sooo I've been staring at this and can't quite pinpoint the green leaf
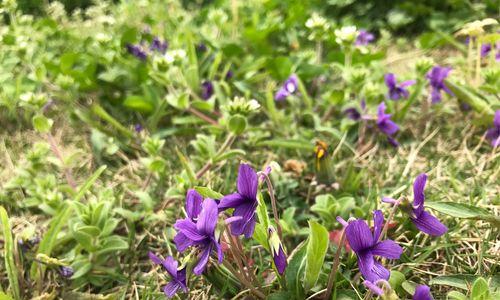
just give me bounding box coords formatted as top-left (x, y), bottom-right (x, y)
top-left (175, 148), bottom-right (197, 185)
top-left (268, 292), bottom-right (294, 300)
top-left (0, 207), bottom-right (20, 300)
top-left (0, 292), bottom-right (14, 300)
top-left (285, 242), bottom-right (306, 298)
top-left (389, 271), bottom-right (405, 290)
top-left (95, 236), bottom-right (129, 256)
top-left (429, 275), bottom-right (500, 290)
top-left (445, 80), bottom-right (495, 118)
top-left (74, 166), bottom-right (107, 202)
top-left (213, 149), bottom-right (246, 163)
top-left (227, 114), bottom-right (247, 135)
top-left (30, 204), bottom-right (73, 281)
top-left (256, 139), bottom-right (314, 151)
top-left (256, 193), bottom-right (271, 230)
top-left (447, 291), bottom-right (468, 300)
top-left (71, 261), bottom-right (92, 279)
top-left (123, 95), bottom-right (154, 113)
top-left (471, 277), bottom-right (491, 300)
top-left (303, 220), bottom-right (329, 291)
top-left (426, 202), bottom-right (500, 227)
top-left (194, 186), bottom-right (224, 199)
top-left (32, 114), bottom-right (53, 133)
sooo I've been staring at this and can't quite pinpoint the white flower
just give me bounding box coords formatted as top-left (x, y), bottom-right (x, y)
top-left (335, 26), bottom-right (358, 44)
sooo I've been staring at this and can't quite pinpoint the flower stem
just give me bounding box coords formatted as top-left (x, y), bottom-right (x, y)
top-left (475, 41), bottom-right (481, 87)
top-left (259, 172), bottom-right (283, 240)
top-left (196, 134), bottom-right (236, 179)
top-left (187, 107), bottom-right (219, 126)
top-left (222, 260), bottom-right (266, 299)
top-left (380, 197), bottom-right (402, 241)
top-left (324, 228), bottom-right (347, 300)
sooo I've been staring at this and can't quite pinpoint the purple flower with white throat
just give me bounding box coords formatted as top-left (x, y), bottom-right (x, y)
top-left (219, 163), bottom-right (258, 238)
top-left (345, 210), bottom-right (403, 282)
top-left (274, 74), bottom-right (299, 101)
top-left (150, 37), bottom-right (168, 54)
top-left (486, 110), bottom-right (500, 148)
top-left (268, 226), bottom-right (287, 275)
top-left (384, 73), bottom-right (415, 100)
top-left (173, 198), bottom-right (223, 275)
top-left (201, 80), bottom-right (214, 100)
top-left (185, 189), bottom-right (203, 220)
top-left (355, 30), bottom-right (375, 46)
top-left (409, 174), bottom-right (447, 236)
top-left (413, 284), bottom-right (433, 300)
top-left (426, 66), bottom-right (453, 103)
top-left (148, 252), bottom-right (187, 298)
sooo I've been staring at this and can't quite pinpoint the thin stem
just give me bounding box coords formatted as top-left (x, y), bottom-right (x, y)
top-left (195, 134), bottom-right (236, 179)
top-left (259, 172), bottom-right (283, 240)
top-left (467, 38), bottom-right (473, 82)
top-left (222, 260), bottom-right (266, 299)
top-left (47, 133), bottom-right (76, 190)
top-left (324, 229), bottom-right (347, 300)
top-left (187, 107), bottom-right (219, 126)
top-left (225, 232), bottom-right (251, 283)
top-left (475, 40), bottom-right (481, 87)
top-left (380, 197), bottom-right (402, 241)
top-left (316, 40), bottom-right (323, 64)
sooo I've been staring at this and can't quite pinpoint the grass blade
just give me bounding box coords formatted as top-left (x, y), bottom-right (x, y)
top-left (0, 206), bottom-right (20, 300)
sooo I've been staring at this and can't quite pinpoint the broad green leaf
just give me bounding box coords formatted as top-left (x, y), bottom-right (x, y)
top-left (445, 80), bottom-right (494, 118)
top-left (429, 275), bottom-right (500, 290)
top-left (447, 291), bottom-right (468, 300)
top-left (71, 261), bottom-right (92, 279)
top-left (285, 242), bottom-right (306, 299)
top-left (95, 236), bottom-right (129, 256)
top-left (227, 114), bottom-right (247, 135)
top-left (123, 95), bottom-right (154, 113)
top-left (256, 193), bottom-right (271, 230)
top-left (389, 271), bottom-right (405, 290)
top-left (471, 277), bottom-right (490, 300)
top-left (32, 114), bottom-right (53, 133)
top-left (426, 202), bottom-right (499, 227)
top-left (74, 166), bottom-right (107, 202)
top-left (0, 207), bottom-right (20, 300)
top-left (303, 220), bottom-right (329, 291)
top-left (194, 186), bottom-right (224, 199)
top-left (213, 149), bottom-right (246, 163)
top-left (0, 292), bottom-right (14, 300)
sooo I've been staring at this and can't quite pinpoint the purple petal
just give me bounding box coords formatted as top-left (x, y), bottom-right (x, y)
top-left (412, 173), bottom-right (427, 216)
top-left (212, 238), bottom-right (224, 263)
top-left (345, 220), bottom-right (374, 252)
top-left (148, 252), bottom-right (163, 265)
top-left (163, 281), bottom-right (181, 298)
top-left (237, 164), bottom-right (258, 200)
top-left (274, 246), bottom-right (288, 275)
top-left (371, 260), bottom-right (391, 281)
top-left (196, 199), bottom-right (219, 235)
top-left (218, 193), bottom-right (246, 210)
top-left (186, 189), bottom-right (203, 220)
top-left (430, 87), bottom-right (442, 103)
top-left (162, 256), bottom-right (179, 278)
top-left (494, 110), bottom-right (500, 128)
top-left (371, 240), bottom-right (403, 259)
top-left (378, 118), bottom-right (399, 136)
top-left (411, 210), bottom-right (448, 236)
top-left (387, 136), bottom-right (400, 148)
top-left (193, 245), bottom-right (212, 275)
top-left (274, 87), bottom-right (289, 101)
top-left (413, 284), bottom-right (433, 300)
top-left (230, 202), bottom-right (257, 238)
top-left (173, 232), bottom-right (196, 252)
top-left (174, 219), bottom-right (205, 241)
top-left (400, 80), bottom-right (416, 88)
top-left (358, 251), bottom-right (390, 282)
top-left (384, 73), bottom-right (396, 89)
top-left (372, 210), bottom-right (384, 243)
top-left (363, 280), bottom-right (383, 296)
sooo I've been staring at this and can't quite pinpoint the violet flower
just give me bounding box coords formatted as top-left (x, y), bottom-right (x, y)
top-left (185, 189), bottom-right (203, 220)
top-left (59, 266), bottom-right (74, 278)
top-left (355, 30), bottom-right (375, 46)
top-left (149, 252), bottom-right (188, 298)
top-left (413, 284), bottom-right (433, 300)
top-left (344, 107), bottom-right (361, 121)
top-left (345, 210), bottom-right (403, 282)
top-left (126, 44), bottom-right (147, 61)
top-left (481, 43), bottom-right (492, 57)
top-left (174, 199), bottom-right (223, 275)
top-left (363, 280), bottom-right (383, 296)
top-left (219, 163), bottom-right (258, 238)
top-left (377, 102), bottom-right (400, 147)
top-left (409, 174), bottom-right (448, 236)
top-left (274, 74), bottom-right (299, 101)
top-left (486, 110), bottom-right (500, 148)
top-left (225, 70), bottom-right (234, 80)
top-left (426, 66), bottom-right (452, 103)
top-left (268, 227), bottom-right (287, 275)
top-left (150, 37), bottom-right (168, 54)
top-left (384, 73), bottom-right (415, 100)
top-left (201, 80), bottom-right (214, 100)
top-left (134, 124), bottom-right (143, 133)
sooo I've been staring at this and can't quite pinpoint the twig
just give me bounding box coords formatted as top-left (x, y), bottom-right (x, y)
top-left (187, 107), bottom-right (219, 126)
top-left (324, 228), bottom-right (347, 300)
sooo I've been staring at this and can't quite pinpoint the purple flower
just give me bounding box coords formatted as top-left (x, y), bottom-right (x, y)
top-left (426, 66), bottom-right (453, 103)
top-left (185, 189), bottom-right (203, 220)
top-left (413, 284), bottom-right (433, 300)
top-left (197, 43), bottom-right (207, 53)
top-left (268, 227), bottom-right (287, 275)
top-left (377, 102), bottom-right (400, 147)
top-left (344, 107), bottom-right (361, 121)
top-left (59, 266), bottom-right (74, 278)
top-left (201, 80), bottom-right (214, 100)
top-left (486, 110), bottom-right (500, 148)
top-left (410, 174), bottom-right (448, 236)
top-left (384, 73), bottom-right (416, 100)
top-left (126, 44), bottom-right (147, 61)
top-left (356, 30), bottom-right (375, 46)
top-left (481, 43), bottom-right (492, 57)
top-left (363, 280), bottom-right (383, 296)
top-left (225, 70), bottom-right (234, 80)
top-left (150, 37), bottom-right (168, 54)
top-left (173, 199), bottom-right (223, 275)
top-left (345, 210), bottom-right (403, 282)
top-left (219, 164), bottom-right (258, 238)
top-left (134, 124), bottom-right (143, 133)
top-left (274, 74), bottom-right (299, 101)
top-left (149, 252), bottom-right (188, 298)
